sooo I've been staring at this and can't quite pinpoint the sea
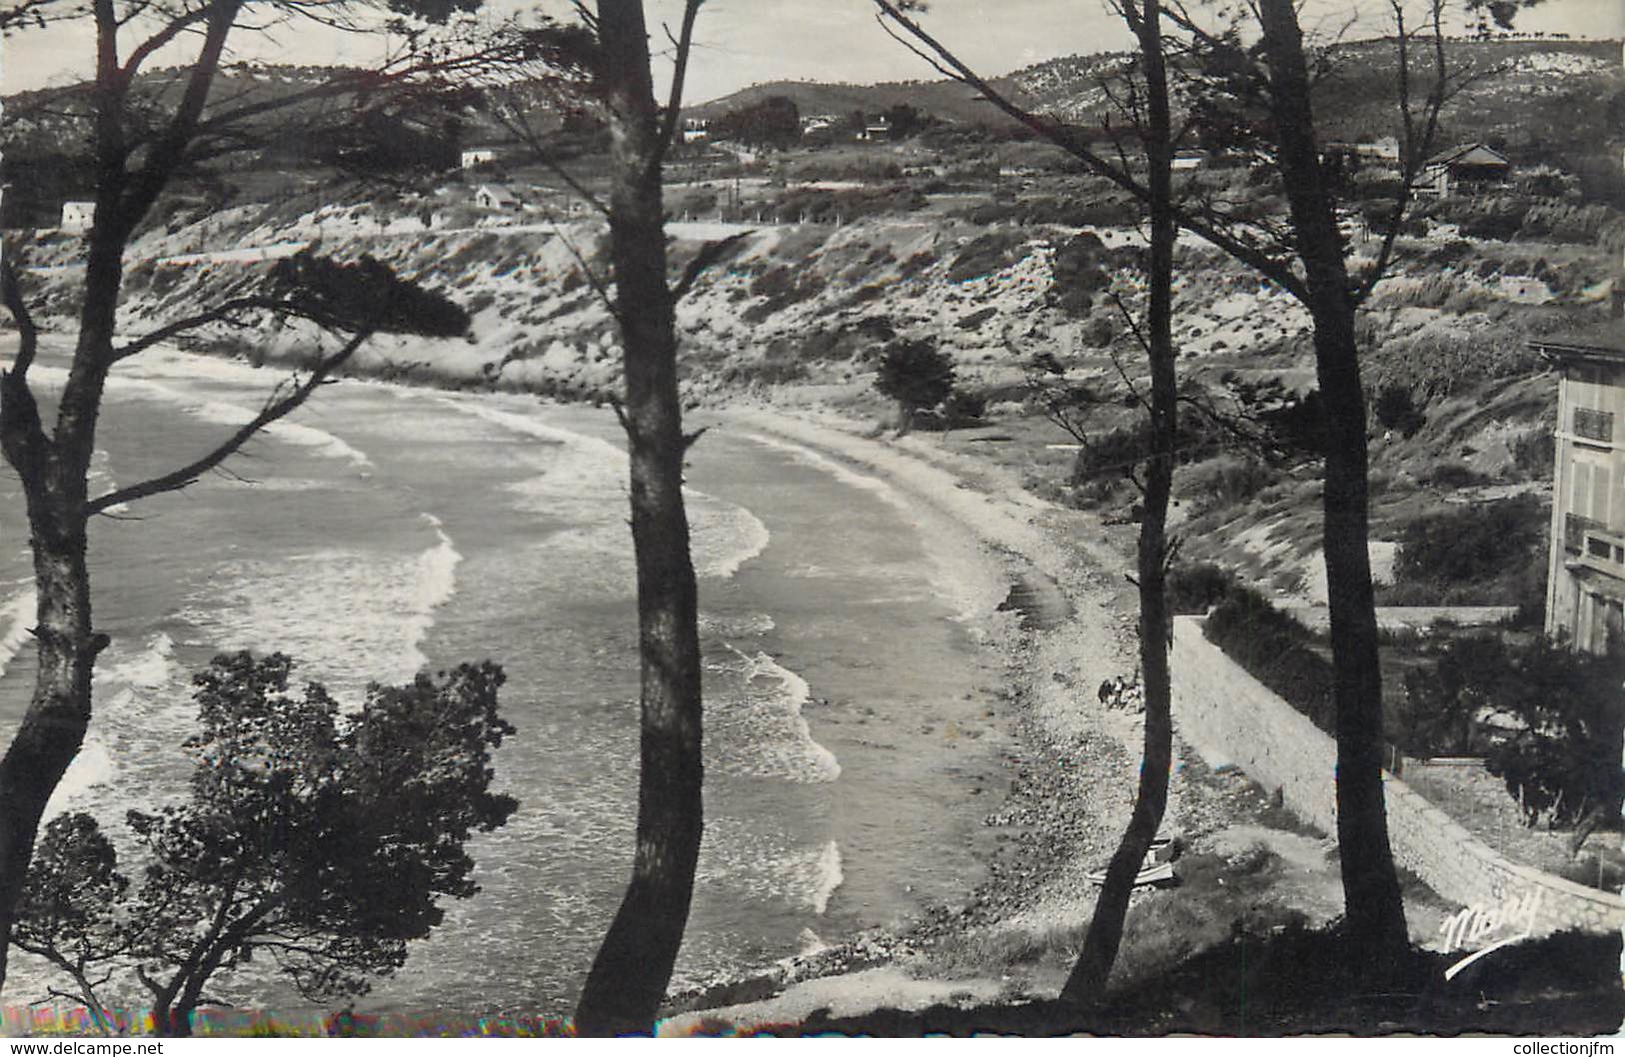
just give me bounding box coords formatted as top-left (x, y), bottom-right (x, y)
top-left (0, 343), bottom-right (1009, 1019)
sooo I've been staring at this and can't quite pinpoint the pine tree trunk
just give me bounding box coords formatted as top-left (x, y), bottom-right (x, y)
top-left (0, 233), bottom-right (121, 999)
top-left (0, 535), bottom-right (102, 1000)
top-left (1061, 0), bottom-right (1176, 1004)
top-left (1255, 0), bottom-right (1409, 970)
top-left (573, 0), bottom-right (704, 1037)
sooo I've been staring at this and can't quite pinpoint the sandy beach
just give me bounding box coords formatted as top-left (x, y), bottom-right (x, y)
top-left (653, 403), bottom-right (1164, 1027)
top-left (652, 400), bottom-right (1465, 1034)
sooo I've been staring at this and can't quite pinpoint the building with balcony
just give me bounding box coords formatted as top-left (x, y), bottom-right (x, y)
top-left (1531, 310), bottom-right (1625, 653)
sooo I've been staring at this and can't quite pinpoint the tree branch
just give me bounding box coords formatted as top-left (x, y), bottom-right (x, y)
top-left (870, 0), bottom-right (1308, 301)
top-left (86, 330), bottom-right (370, 515)
top-left (1, 253), bottom-right (40, 383)
top-left (111, 297), bottom-right (332, 361)
top-left (651, 0), bottom-right (704, 169)
top-left (120, 7), bottom-right (214, 84)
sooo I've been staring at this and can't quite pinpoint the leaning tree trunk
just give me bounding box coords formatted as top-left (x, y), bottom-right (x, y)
top-left (1060, 0), bottom-right (1176, 1005)
top-left (1256, 0), bottom-right (1409, 970)
top-left (573, 0), bottom-right (705, 1037)
top-left (0, 231), bottom-right (122, 997)
top-left (0, 525), bottom-right (102, 1000)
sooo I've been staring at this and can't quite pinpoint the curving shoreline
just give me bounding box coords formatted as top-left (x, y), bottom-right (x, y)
top-left (658, 406), bottom-right (1157, 1026)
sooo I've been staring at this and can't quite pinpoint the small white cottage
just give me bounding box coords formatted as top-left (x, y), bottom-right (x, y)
top-left (60, 200), bottom-right (96, 233)
top-left (474, 184), bottom-right (521, 211)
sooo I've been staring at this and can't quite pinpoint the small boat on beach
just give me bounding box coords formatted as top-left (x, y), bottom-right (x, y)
top-left (1085, 835), bottom-right (1181, 887)
top-left (1084, 860), bottom-right (1177, 888)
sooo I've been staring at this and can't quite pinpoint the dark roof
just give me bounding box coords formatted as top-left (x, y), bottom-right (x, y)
top-left (1529, 318), bottom-right (1625, 362)
top-left (1425, 142), bottom-right (1510, 168)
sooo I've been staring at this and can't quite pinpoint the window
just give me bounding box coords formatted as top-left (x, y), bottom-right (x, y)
top-left (1565, 512), bottom-right (1603, 554)
top-left (1573, 407), bottom-right (1614, 443)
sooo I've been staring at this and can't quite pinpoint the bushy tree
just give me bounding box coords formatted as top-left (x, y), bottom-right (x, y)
top-left (1393, 495), bottom-right (1545, 589)
top-left (10, 815), bottom-right (129, 1035)
top-left (874, 338), bottom-right (955, 430)
top-left (13, 654), bottom-right (516, 1036)
top-left (710, 95), bottom-right (801, 149)
top-left (0, 0), bottom-right (492, 992)
top-left (1408, 636), bottom-right (1624, 829)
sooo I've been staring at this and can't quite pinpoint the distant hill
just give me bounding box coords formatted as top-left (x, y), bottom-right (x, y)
top-left (5, 35), bottom-right (1621, 194)
top-left (681, 54), bottom-right (1129, 127)
top-left (688, 37), bottom-right (1625, 178)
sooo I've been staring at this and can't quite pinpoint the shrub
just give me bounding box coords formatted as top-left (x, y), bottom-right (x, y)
top-left (1408, 636), bottom-right (1624, 828)
top-left (1458, 202), bottom-right (1530, 242)
top-left (1071, 422), bottom-right (1153, 485)
top-left (1371, 384), bottom-right (1427, 438)
top-left (1394, 494), bottom-right (1544, 587)
top-left (1072, 410), bottom-right (1234, 484)
top-left (1441, 287), bottom-right (1496, 315)
top-left (1080, 315), bottom-right (1117, 348)
top-left (947, 232), bottom-right (1030, 283)
top-left (1204, 587), bottom-right (1336, 734)
top-left (742, 265), bottom-right (827, 323)
top-left (1416, 461), bottom-right (1488, 490)
top-left (944, 387), bottom-right (987, 423)
top-left (1511, 428), bottom-right (1556, 480)
top-left (1166, 562), bottom-right (1242, 615)
top-left (1050, 231), bottom-right (1114, 318)
top-left (723, 357), bottom-right (808, 386)
top-left (875, 338), bottom-right (955, 420)
top-left (1180, 454), bottom-right (1275, 513)
top-left (899, 250), bottom-right (938, 278)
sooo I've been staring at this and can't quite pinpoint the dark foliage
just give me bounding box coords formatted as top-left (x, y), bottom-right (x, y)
top-left (1511, 429), bottom-right (1556, 480)
top-left (1371, 384), bottom-right (1427, 438)
top-left (1166, 562), bottom-right (1243, 615)
top-left (1049, 230), bottom-right (1133, 317)
top-left (874, 337), bottom-right (955, 414)
top-left (1405, 635), bottom-right (1624, 827)
top-left (1180, 454), bottom-right (1276, 514)
top-left (946, 232), bottom-right (1029, 283)
top-left (1070, 410), bottom-right (1235, 485)
top-left (711, 95), bottom-right (802, 149)
top-left (269, 251), bottom-right (470, 337)
top-left (774, 927), bottom-right (1622, 1037)
top-left (1394, 495), bottom-right (1544, 588)
top-left (911, 387), bottom-right (987, 431)
top-left (1204, 587), bottom-right (1337, 735)
top-left (314, 106), bottom-right (463, 175)
top-left (15, 654), bottom-right (516, 1029)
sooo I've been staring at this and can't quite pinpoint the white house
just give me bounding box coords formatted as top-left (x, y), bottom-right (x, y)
top-left (474, 184), bottom-right (521, 211)
top-left (857, 118), bottom-right (892, 142)
top-left (461, 147), bottom-right (499, 169)
top-left (60, 201), bottom-right (96, 233)
top-left (681, 120), bottom-right (709, 143)
top-left (1417, 143), bottom-right (1510, 198)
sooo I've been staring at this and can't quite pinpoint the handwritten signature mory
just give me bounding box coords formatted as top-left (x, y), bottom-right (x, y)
top-left (1439, 889), bottom-right (1543, 981)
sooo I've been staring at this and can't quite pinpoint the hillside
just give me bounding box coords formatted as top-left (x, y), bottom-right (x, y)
top-left (688, 37), bottom-right (1625, 184)
top-left (13, 180), bottom-right (1613, 609)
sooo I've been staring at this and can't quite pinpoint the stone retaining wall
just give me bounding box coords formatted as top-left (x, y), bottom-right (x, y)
top-left (1170, 615), bottom-right (1625, 937)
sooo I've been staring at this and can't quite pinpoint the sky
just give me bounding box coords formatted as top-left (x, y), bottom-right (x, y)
top-left (4, 0), bottom-right (1623, 100)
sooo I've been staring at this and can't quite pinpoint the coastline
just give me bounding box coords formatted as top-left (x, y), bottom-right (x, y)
top-left (6, 328), bottom-right (1361, 1031)
top-left (654, 403), bottom-right (1158, 1025)
top-left (4, 328), bottom-right (1152, 1023)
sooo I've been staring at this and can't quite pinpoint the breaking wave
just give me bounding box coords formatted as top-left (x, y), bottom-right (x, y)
top-left (179, 513), bottom-right (461, 695)
top-left (0, 587), bottom-right (35, 684)
top-left (715, 646), bottom-right (840, 784)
